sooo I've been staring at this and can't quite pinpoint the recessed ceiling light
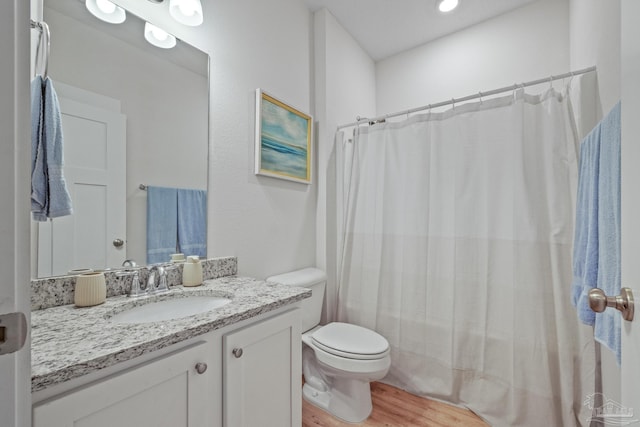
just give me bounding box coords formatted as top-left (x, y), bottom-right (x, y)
top-left (437, 0), bottom-right (459, 13)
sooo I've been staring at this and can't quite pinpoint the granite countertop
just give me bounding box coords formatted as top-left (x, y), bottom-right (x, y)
top-left (31, 276), bottom-right (310, 393)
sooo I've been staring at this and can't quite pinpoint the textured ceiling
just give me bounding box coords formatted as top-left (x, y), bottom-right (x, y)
top-left (303, 0), bottom-right (539, 61)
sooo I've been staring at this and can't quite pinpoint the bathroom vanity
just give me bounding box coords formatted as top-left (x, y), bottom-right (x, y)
top-left (30, 275), bottom-right (310, 427)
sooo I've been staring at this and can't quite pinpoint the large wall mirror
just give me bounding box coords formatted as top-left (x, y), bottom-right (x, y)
top-left (33, 0), bottom-right (209, 278)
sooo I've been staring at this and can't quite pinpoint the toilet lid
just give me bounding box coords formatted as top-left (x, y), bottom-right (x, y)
top-left (311, 322), bottom-right (389, 360)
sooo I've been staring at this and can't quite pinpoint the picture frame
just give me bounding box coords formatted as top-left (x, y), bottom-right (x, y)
top-left (255, 89), bottom-right (313, 184)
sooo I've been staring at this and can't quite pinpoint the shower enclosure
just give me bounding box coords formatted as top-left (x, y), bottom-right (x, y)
top-left (336, 72), bottom-right (600, 426)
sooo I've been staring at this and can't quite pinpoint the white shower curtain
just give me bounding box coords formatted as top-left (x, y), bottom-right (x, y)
top-left (337, 79), bottom-right (598, 426)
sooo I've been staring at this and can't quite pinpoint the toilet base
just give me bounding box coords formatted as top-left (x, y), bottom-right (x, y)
top-left (303, 376), bottom-right (373, 423)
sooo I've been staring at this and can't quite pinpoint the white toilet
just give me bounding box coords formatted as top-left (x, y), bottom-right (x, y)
top-left (267, 268), bottom-right (391, 423)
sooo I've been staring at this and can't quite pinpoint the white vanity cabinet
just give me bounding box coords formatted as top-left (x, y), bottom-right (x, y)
top-left (32, 307), bottom-right (302, 427)
top-left (223, 308), bottom-right (302, 427)
top-left (32, 341), bottom-right (213, 427)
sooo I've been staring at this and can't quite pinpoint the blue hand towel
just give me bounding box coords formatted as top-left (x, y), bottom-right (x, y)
top-left (31, 76), bottom-right (73, 221)
top-left (571, 120), bottom-right (600, 326)
top-left (177, 189), bottom-right (207, 258)
top-left (146, 186), bottom-right (178, 264)
top-left (31, 76), bottom-right (48, 219)
top-left (571, 102), bottom-right (621, 364)
top-left (594, 102), bottom-right (621, 365)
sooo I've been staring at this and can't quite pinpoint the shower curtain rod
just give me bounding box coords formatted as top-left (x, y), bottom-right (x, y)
top-left (336, 65), bottom-right (597, 130)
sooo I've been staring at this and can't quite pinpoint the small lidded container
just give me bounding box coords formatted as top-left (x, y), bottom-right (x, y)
top-left (182, 256), bottom-right (203, 287)
top-left (171, 253), bottom-right (185, 263)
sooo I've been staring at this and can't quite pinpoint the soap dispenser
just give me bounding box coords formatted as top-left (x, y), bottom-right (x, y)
top-left (182, 256), bottom-right (203, 287)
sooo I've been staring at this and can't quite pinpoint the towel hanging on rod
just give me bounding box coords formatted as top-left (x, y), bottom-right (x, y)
top-left (30, 19), bottom-right (50, 79)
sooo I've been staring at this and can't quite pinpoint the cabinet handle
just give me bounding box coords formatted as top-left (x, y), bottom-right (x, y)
top-left (232, 348), bottom-right (243, 358)
top-left (195, 362), bottom-right (208, 374)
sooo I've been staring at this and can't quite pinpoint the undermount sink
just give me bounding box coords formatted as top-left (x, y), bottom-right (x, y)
top-left (109, 296), bottom-right (232, 324)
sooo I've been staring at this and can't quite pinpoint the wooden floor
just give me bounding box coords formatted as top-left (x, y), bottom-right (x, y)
top-left (302, 382), bottom-right (489, 427)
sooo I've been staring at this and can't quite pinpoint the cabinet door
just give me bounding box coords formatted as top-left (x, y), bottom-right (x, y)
top-left (33, 342), bottom-right (212, 427)
top-left (223, 309), bottom-right (301, 427)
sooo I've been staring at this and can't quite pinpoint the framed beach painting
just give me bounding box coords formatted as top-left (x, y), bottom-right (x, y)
top-left (255, 89), bottom-right (312, 184)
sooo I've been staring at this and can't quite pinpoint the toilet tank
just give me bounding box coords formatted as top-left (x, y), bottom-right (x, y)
top-left (266, 268), bottom-right (327, 332)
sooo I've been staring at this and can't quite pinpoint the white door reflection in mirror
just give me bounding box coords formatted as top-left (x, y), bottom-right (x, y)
top-left (37, 85), bottom-right (125, 277)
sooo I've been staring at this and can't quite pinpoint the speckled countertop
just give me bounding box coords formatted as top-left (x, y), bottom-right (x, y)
top-left (31, 276), bottom-right (310, 393)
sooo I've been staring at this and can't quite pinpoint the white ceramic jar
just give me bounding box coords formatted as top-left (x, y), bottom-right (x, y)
top-left (74, 272), bottom-right (107, 307)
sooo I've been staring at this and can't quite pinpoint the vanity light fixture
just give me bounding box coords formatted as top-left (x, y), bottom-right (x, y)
top-left (85, 0), bottom-right (126, 24)
top-left (437, 0), bottom-right (459, 13)
top-left (144, 22), bottom-right (177, 49)
top-left (169, 0), bottom-right (203, 27)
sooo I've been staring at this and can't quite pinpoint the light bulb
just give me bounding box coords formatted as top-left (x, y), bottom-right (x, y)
top-left (96, 0), bottom-right (116, 14)
top-left (151, 26), bottom-right (168, 41)
top-left (86, 0), bottom-right (126, 24)
top-left (438, 0), bottom-right (459, 13)
top-left (144, 22), bottom-right (176, 49)
top-left (169, 0), bottom-right (203, 26)
top-left (178, 2), bottom-right (197, 17)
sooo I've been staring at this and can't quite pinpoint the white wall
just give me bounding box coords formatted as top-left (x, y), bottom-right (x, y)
top-left (376, 0), bottom-right (570, 115)
top-left (113, 0), bottom-right (316, 278)
top-left (570, 0), bottom-right (622, 405)
top-left (314, 9), bottom-right (376, 321)
top-left (43, 7), bottom-right (208, 267)
top-left (570, 0), bottom-right (620, 114)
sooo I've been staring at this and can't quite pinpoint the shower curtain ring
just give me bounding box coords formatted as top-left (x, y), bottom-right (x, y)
top-left (451, 98), bottom-right (455, 109)
top-left (478, 92), bottom-right (483, 104)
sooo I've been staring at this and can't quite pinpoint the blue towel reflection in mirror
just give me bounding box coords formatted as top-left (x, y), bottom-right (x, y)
top-left (31, 75), bottom-right (73, 221)
top-left (146, 185), bottom-right (206, 264)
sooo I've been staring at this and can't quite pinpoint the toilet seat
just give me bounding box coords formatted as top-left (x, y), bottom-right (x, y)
top-left (311, 323), bottom-right (390, 360)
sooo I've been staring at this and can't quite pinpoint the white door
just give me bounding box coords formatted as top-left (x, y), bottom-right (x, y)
top-left (0, 1), bottom-right (31, 426)
top-left (621, 0), bottom-right (640, 419)
top-left (37, 92), bottom-right (126, 276)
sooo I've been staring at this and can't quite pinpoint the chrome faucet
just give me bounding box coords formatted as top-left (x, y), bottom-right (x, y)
top-left (147, 265), bottom-right (170, 295)
top-left (116, 269), bottom-right (145, 297)
top-left (156, 266), bottom-right (170, 293)
top-left (122, 259), bottom-right (137, 268)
